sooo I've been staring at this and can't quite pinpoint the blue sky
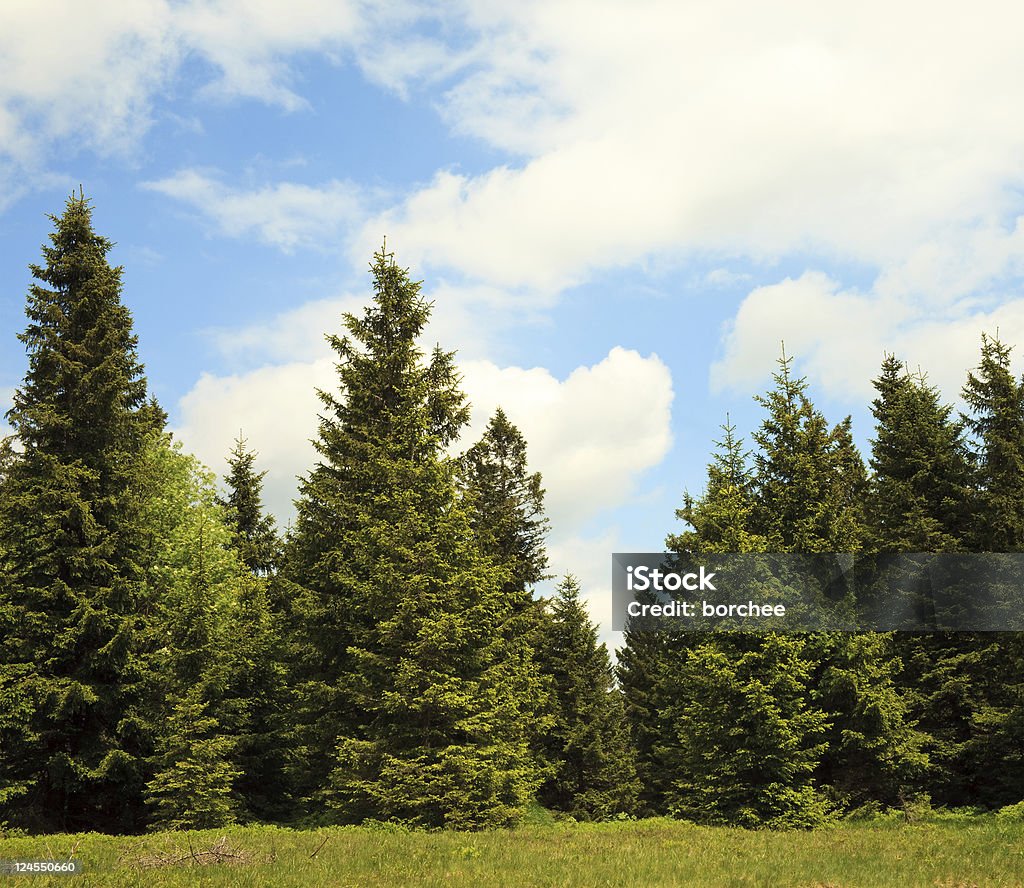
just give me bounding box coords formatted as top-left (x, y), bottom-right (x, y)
top-left (3, 1), bottom-right (1024, 645)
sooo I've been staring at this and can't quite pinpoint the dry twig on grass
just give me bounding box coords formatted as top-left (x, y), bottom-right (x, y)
top-left (124, 835), bottom-right (260, 869)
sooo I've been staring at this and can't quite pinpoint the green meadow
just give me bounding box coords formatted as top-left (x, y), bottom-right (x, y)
top-left (3, 815), bottom-right (1023, 888)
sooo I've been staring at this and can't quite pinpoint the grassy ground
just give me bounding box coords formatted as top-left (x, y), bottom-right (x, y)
top-left (1, 815), bottom-right (1023, 887)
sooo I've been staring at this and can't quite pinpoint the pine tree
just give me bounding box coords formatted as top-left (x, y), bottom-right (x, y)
top-left (131, 434), bottom-right (244, 827)
top-left (750, 350), bottom-right (924, 812)
top-left (284, 245), bottom-right (544, 827)
top-left (946, 332), bottom-right (1024, 807)
top-left (221, 574), bottom-right (291, 822)
top-left (863, 354), bottom-right (972, 806)
top-left (750, 349), bottom-right (866, 552)
top-left (663, 633), bottom-right (830, 828)
top-left (460, 407), bottom-right (550, 606)
top-left (866, 355), bottom-right (971, 553)
top-left (667, 417), bottom-right (768, 556)
top-left (621, 420), bottom-right (770, 814)
top-left (0, 193), bottom-right (162, 833)
top-left (145, 689), bottom-right (240, 831)
top-left (632, 417), bottom-right (832, 826)
top-left (536, 576), bottom-right (638, 819)
top-left (218, 434), bottom-right (280, 575)
top-left (962, 333), bottom-right (1024, 551)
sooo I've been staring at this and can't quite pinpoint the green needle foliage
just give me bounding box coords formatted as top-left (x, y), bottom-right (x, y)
top-left (866, 355), bottom-right (971, 553)
top-left (663, 632), bottom-right (830, 828)
top-left (962, 333), bottom-right (1024, 551)
top-left (145, 689), bottom-right (241, 831)
top-left (460, 407), bottom-right (551, 607)
top-left (536, 576), bottom-right (638, 819)
top-left (652, 416), bottom-right (831, 827)
top-left (750, 351), bottom-right (922, 813)
top-left (667, 417), bottom-right (767, 557)
top-left (218, 435), bottom-right (280, 576)
top-left (284, 245), bottom-right (544, 828)
top-left (948, 333), bottom-right (1024, 807)
top-left (131, 434), bottom-right (246, 828)
top-left (750, 349), bottom-right (866, 553)
top-left (0, 193), bottom-right (163, 833)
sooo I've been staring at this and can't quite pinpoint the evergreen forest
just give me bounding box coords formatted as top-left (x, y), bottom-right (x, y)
top-left (1, 194), bottom-right (1022, 835)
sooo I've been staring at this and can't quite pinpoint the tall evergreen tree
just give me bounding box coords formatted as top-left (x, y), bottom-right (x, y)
top-left (750, 349), bottom-right (866, 552)
top-left (218, 434), bottom-right (280, 575)
top-left (663, 633), bottom-right (830, 828)
top-left (864, 354), bottom-right (973, 806)
top-left (621, 420), bottom-right (769, 814)
top-left (536, 576), bottom-right (638, 819)
top-left (667, 417), bottom-right (768, 556)
top-left (749, 350), bottom-right (924, 811)
top-left (283, 245), bottom-right (544, 827)
top-left (0, 194), bottom-right (162, 833)
top-left (145, 689), bottom-right (240, 831)
top-left (866, 355), bottom-right (971, 553)
top-left (459, 407), bottom-right (555, 795)
top-left (460, 407), bottom-right (550, 607)
top-left (131, 434), bottom-right (244, 828)
top-left (962, 332), bottom-right (1024, 551)
top-left (643, 418), bottom-right (831, 826)
top-left (947, 333), bottom-right (1024, 806)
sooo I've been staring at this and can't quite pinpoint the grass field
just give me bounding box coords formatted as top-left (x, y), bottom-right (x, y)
top-left (2, 814), bottom-right (1023, 887)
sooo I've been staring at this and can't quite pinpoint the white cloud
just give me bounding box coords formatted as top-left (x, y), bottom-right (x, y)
top-left (174, 0), bottom-right (360, 110)
top-left (348, 1), bottom-right (1024, 293)
top-left (0, 0), bottom-right (373, 190)
top-left (142, 169), bottom-right (365, 251)
top-left (206, 276), bottom-right (553, 372)
top-left (174, 359), bottom-right (331, 526)
top-left (9, 0), bottom-right (1024, 318)
top-left (173, 347), bottom-right (668, 647)
top-left (174, 345), bottom-right (673, 537)
top-left (456, 347), bottom-right (674, 530)
top-left (712, 261), bottom-right (1024, 404)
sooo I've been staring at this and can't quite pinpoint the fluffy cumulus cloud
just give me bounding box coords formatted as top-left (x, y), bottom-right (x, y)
top-left (456, 348), bottom-right (673, 531)
top-left (174, 331), bottom-right (673, 539)
top-left (350, 0), bottom-right (1024, 294)
top-left (10, 1), bottom-right (1024, 343)
top-left (713, 222), bottom-right (1024, 402)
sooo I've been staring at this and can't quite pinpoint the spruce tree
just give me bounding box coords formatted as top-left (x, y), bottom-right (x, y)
top-left (460, 407), bottom-right (550, 607)
top-left (0, 193), bottom-right (161, 833)
top-left (663, 633), bottom-right (830, 828)
top-left (750, 350), bottom-right (924, 811)
top-left (218, 434), bottom-right (280, 575)
top-left (750, 349), bottom-right (866, 552)
top-left (667, 417), bottom-right (768, 556)
top-left (949, 333), bottom-right (1024, 806)
top-left (210, 437), bottom-right (289, 818)
top-left (284, 245), bottom-right (544, 827)
top-left (962, 332), bottom-right (1024, 551)
top-left (221, 574), bottom-right (290, 822)
top-left (866, 355), bottom-right (971, 553)
top-left (131, 434), bottom-right (244, 827)
top-left (641, 419), bottom-right (831, 826)
top-left (145, 689), bottom-right (240, 830)
top-left (621, 420), bottom-right (770, 815)
top-left (864, 354), bottom-right (972, 806)
top-left (536, 576), bottom-right (638, 819)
